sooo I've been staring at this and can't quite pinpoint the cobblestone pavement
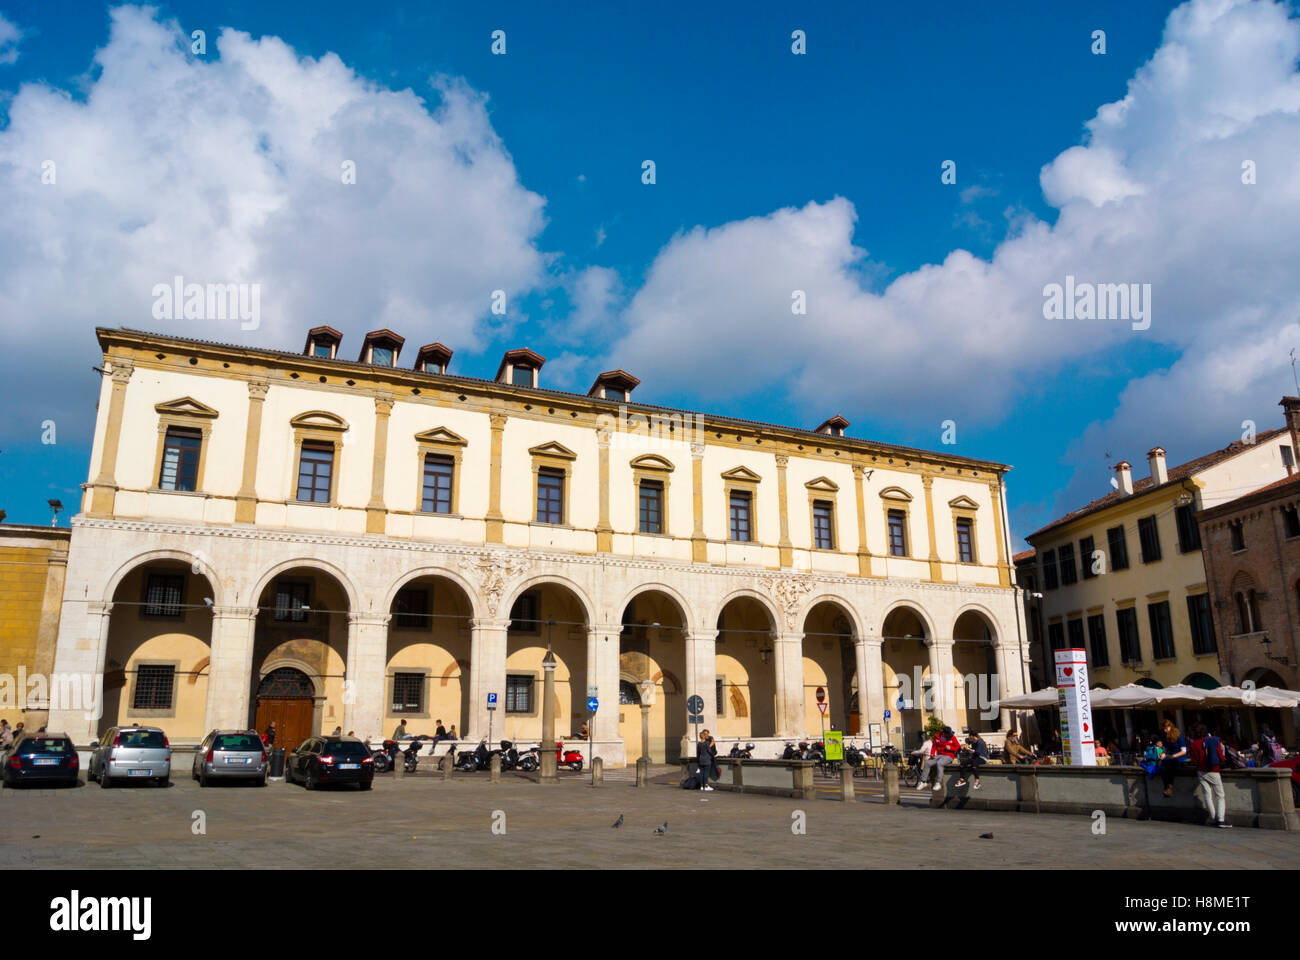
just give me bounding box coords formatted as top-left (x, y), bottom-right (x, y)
top-left (1, 769), bottom-right (1296, 869)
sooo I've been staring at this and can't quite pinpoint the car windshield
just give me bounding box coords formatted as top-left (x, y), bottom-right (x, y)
top-left (118, 730), bottom-right (165, 748)
top-left (323, 740), bottom-right (368, 757)
top-left (21, 738), bottom-right (72, 754)
top-left (214, 734), bottom-right (261, 751)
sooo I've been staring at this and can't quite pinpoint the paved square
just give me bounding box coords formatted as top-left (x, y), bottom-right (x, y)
top-left (1, 768), bottom-right (1297, 869)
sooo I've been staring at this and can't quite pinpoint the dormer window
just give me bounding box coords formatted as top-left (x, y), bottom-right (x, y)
top-left (815, 416), bottom-right (850, 437)
top-left (303, 325), bottom-right (342, 360)
top-left (588, 370), bottom-right (640, 402)
top-left (511, 364), bottom-right (534, 387)
top-left (496, 348), bottom-right (547, 388)
top-left (359, 329), bottom-right (405, 367)
top-left (415, 343), bottom-right (453, 375)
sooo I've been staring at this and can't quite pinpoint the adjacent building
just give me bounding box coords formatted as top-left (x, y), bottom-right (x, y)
top-left (47, 326), bottom-right (1028, 762)
top-left (0, 524), bottom-right (71, 730)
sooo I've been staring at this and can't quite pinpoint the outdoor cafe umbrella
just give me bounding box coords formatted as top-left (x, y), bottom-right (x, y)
top-left (1090, 684), bottom-right (1160, 709)
top-left (1252, 686), bottom-right (1300, 708)
top-left (993, 687), bottom-right (1059, 709)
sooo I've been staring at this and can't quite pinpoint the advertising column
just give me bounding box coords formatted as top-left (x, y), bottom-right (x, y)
top-left (1054, 648), bottom-right (1096, 766)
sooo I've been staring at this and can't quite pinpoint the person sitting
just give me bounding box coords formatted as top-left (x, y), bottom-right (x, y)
top-left (955, 731), bottom-right (988, 789)
top-left (1004, 729), bottom-right (1036, 764)
top-left (917, 726), bottom-right (961, 791)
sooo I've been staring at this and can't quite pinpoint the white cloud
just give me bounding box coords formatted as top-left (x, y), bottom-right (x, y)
top-left (0, 13), bottom-right (21, 66)
top-left (0, 6), bottom-right (547, 441)
top-left (605, 0), bottom-right (1300, 526)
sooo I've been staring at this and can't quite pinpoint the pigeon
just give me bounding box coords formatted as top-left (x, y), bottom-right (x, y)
top-left (979, 832), bottom-right (994, 839)
top-left (612, 814), bottom-right (624, 828)
top-left (653, 822), bottom-right (668, 835)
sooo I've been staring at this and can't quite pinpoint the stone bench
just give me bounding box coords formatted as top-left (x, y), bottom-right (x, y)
top-left (925, 763), bottom-right (1298, 830)
top-left (678, 757), bottom-right (816, 799)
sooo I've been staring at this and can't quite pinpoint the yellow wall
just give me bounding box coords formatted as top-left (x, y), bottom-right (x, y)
top-left (0, 527), bottom-right (69, 729)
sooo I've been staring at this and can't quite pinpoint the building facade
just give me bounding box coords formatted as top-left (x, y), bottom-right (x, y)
top-left (1025, 427), bottom-right (1296, 697)
top-left (0, 524), bottom-right (71, 730)
top-left (48, 327), bottom-right (1027, 762)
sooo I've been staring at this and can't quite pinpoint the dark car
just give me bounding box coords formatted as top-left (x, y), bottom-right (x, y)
top-left (285, 736), bottom-right (374, 790)
top-left (3, 733), bottom-right (80, 787)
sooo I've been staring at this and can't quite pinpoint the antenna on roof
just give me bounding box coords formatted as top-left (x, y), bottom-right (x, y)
top-left (1291, 347), bottom-right (1299, 395)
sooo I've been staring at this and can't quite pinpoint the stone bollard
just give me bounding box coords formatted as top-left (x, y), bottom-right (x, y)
top-left (441, 753), bottom-right (454, 781)
top-left (636, 756), bottom-right (649, 787)
top-left (591, 757), bottom-right (603, 787)
top-left (489, 752), bottom-right (501, 783)
top-left (883, 763), bottom-right (900, 805)
top-left (840, 763), bottom-right (855, 801)
top-left (393, 750), bottom-right (406, 780)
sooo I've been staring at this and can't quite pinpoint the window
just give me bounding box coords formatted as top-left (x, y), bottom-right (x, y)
top-left (421, 455), bottom-right (454, 514)
top-left (391, 673), bottom-right (423, 713)
top-left (505, 675), bottom-right (534, 713)
top-left (511, 365), bottom-right (533, 387)
top-left (1058, 543), bottom-right (1077, 585)
top-left (1042, 549), bottom-right (1058, 590)
top-left (1107, 525), bottom-right (1130, 571)
top-left (132, 664), bottom-right (175, 711)
top-left (273, 581), bottom-right (310, 622)
top-left (313, 344), bottom-right (332, 358)
top-left (729, 491), bottom-right (753, 542)
top-left (887, 510), bottom-right (907, 556)
top-left (1283, 505), bottom-right (1300, 539)
top-left (639, 480), bottom-right (664, 534)
top-left (1079, 536), bottom-right (1097, 579)
top-left (143, 573), bottom-right (184, 618)
top-left (1175, 503), bottom-right (1201, 553)
top-left (1116, 607), bottom-right (1141, 663)
top-left (955, 517), bottom-right (973, 563)
top-left (1147, 601), bottom-right (1175, 660)
top-left (1137, 515), bottom-right (1161, 563)
top-left (1187, 594), bottom-right (1216, 656)
top-left (371, 346), bottom-right (393, 367)
top-left (1283, 445), bottom-right (1295, 470)
top-left (393, 588), bottom-right (429, 630)
top-left (1229, 520), bottom-right (1245, 552)
top-left (536, 468), bottom-right (565, 524)
top-left (296, 442), bottom-right (334, 503)
top-left (1048, 622), bottom-right (1065, 651)
top-left (509, 592), bottom-right (539, 633)
top-left (1067, 618), bottom-right (1085, 650)
top-left (813, 501), bottom-right (835, 550)
top-left (1087, 613), bottom-right (1109, 668)
top-left (158, 427), bottom-right (202, 492)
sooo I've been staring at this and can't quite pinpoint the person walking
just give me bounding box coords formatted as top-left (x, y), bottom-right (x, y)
top-left (263, 720), bottom-right (277, 748)
top-left (917, 725), bottom-right (961, 791)
top-left (696, 730), bottom-right (714, 791)
top-left (1190, 723), bottom-right (1232, 828)
top-left (955, 731), bottom-right (988, 789)
top-left (1159, 719), bottom-right (1188, 797)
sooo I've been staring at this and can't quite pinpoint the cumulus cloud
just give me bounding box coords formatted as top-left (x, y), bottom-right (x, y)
top-left (604, 0), bottom-right (1300, 527)
top-left (0, 13), bottom-right (21, 65)
top-left (0, 5), bottom-right (547, 443)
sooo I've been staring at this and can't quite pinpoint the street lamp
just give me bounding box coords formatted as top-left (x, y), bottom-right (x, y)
top-left (1261, 634), bottom-right (1291, 666)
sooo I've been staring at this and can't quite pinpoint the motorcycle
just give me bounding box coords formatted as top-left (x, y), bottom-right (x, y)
top-left (517, 744), bottom-right (540, 773)
top-left (499, 740), bottom-right (523, 771)
top-left (373, 736), bottom-right (426, 774)
top-left (780, 742), bottom-right (798, 760)
top-left (456, 739), bottom-right (496, 772)
top-left (728, 742), bottom-right (755, 759)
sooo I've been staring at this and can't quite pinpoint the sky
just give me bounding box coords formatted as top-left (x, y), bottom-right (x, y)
top-left (1, 0), bottom-right (1298, 545)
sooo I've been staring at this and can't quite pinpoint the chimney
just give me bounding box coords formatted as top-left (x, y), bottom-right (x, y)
top-left (1281, 397), bottom-right (1300, 473)
top-left (1147, 446), bottom-right (1168, 485)
top-left (1114, 460), bottom-right (1133, 496)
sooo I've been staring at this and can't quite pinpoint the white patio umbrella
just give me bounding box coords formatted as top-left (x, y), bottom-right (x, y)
top-left (994, 687), bottom-right (1059, 709)
top-left (1252, 686), bottom-right (1300, 709)
top-left (1090, 684), bottom-right (1160, 708)
top-left (1147, 684), bottom-right (1211, 706)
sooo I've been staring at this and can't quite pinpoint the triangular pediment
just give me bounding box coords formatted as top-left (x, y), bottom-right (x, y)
top-left (630, 454), bottom-right (675, 472)
top-left (805, 476), bottom-right (840, 493)
top-left (721, 466), bottom-right (762, 483)
top-left (414, 426), bottom-right (468, 447)
top-left (528, 441), bottom-right (578, 460)
top-left (948, 495), bottom-right (980, 510)
top-left (289, 410), bottom-right (349, 431)
top-left (879, 485), bottom-right (913, 502)
top-left (155, 396), bottom-right (219, 419)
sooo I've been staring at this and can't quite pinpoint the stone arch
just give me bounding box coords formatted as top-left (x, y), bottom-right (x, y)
top-left (248, 557), bottom-right (360, 614)
top-left (382, 566), bottom-right (480, 619)
top-left (258, 657), bottom-right (325, 698)
top-left (102, 548), bottom-right (224, 606)
top-left (504, 573), bottom-right (595, 627)
top-left (613, 582), bottom-right (696, 636)
top-left (878, 599), bottom-right (935, 640)
top-left (950, 603), bottom-right (1002, 644)
top-left (796, 594), bottom-right (863, 640)
top-left (710, 588), bottom-right (779, 632)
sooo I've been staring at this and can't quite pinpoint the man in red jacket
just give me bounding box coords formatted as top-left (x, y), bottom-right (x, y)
top-left (917, 725), bottom-right (961, 791)
top-left (1189, 723), bottom-right (1231, 829)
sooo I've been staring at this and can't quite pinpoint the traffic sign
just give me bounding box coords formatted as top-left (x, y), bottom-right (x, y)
top-left (686, 694), bottom-right (703, 714)
top-left (884, 709), bottom-right (892, 720)
top-left (817, 702), bottom-right (828, 716)
top-left (487, 692), bottom-right (498, 711)
top-left (586, 696), bottom-right (599, 713)
top-left (896, 696), bottom-right (905, 711)
top-left (815, 686), bottom-right (826, 704)
top-left (587, 685), bottom-right (598, 698)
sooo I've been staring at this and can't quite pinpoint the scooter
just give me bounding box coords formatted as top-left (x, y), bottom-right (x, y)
top-left (374, 736), bottom-right (427, 773)
top-left (555, 741), bottom-right (584, 773)
top-left (728, 742), bottom-right (755, 758)
top-left (517, 744), bottom-right (540, 773)
top-left (456, 739), bottom-right (495, 772)
top-left (499, 740), bottom-right (520, 771)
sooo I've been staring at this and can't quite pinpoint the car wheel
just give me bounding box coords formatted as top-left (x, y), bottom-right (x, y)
top-left (359, 779), bottom-right (372, 791)
top-left (199, 768), bottom-right (209, 787)
top-left (258, 773), bottom-right (268, 787)
top-left (100, 770), bottom-right (112, 789)
top-left (304, 768), bottom-right (316, 791)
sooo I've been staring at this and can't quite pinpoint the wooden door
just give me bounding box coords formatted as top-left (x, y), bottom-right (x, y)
top-left (255, 698), bottom-right (314, 753)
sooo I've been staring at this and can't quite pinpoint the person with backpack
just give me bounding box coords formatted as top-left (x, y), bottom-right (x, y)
top-left (1259, 725), bottom-right (1284, 764)
top-left (917, 725), bottom-right (961, 791)
top-left (1189, 723), bottom-right (1232, 829)
top-left (696, 730), bottom-right (714, 792)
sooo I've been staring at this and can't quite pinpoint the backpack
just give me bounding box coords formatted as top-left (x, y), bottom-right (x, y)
top-left (1222, 744), bottom-right (1247, 770)
top-left (682, 775), bottom-right (699, 790)
top-left (1199, 735), bottom-right (1224, 771)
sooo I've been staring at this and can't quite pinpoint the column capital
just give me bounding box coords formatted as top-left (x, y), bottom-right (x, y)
top-left (373, 391), bottom-right (395, 415)
top-left (926, 637), bottom-right (954, 649)
top-left (859, 635), bottom-right (884, 648)
top-left (348, 612), bottom-right (391, 628)
top-left (489, 412), bottom-right (508, 430)
top-left (690, 441), bottom-right (706, 460)
top-left (108, 357), bottom-right (134, 384)
top-left (87, 600), bottom-right (114, 617)
top-left (773, 631), bottom-right (803, 644)
top-left (247, 378), bottom-right (270, 400)
top-left (468, 617), bottom-right (512, 632)
top-left (685, 630), bottom-right (718, 643)
top-left (211, 605), bottom-right (257, 620)
top-left (775, 453), bottom-right (789, 468)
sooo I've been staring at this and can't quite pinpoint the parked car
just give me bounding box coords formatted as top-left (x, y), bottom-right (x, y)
top-left (3, 732), bottom-right (79, 788)
top-left (285, 736), bottom-right (374, 790)
top-left (88, 725), bottom-right (171, 787)
top-left (192, 730), bottom-right (269, 786)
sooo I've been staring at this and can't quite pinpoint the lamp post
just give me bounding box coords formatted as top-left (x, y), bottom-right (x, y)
top-left (541, 619), bottom-right (557, 783)
top-left (637, 679), bottom-right (655, 787)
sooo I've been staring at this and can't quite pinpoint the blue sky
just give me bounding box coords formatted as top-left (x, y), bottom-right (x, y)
top-left (2, 0), bottom-right (1297, 542)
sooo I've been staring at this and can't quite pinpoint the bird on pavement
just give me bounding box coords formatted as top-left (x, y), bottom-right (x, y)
top-left (653, 822), bottom-right (668, 835)
top-left (979, 833), bottom-right (994, 839)
top-left (612, 814), bottom-right (623, 828)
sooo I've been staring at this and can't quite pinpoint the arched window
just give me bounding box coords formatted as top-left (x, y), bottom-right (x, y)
top-left (619, 681), bottom-right (640, 705)
top-left (1247, 589), bottom-right (1262, 634)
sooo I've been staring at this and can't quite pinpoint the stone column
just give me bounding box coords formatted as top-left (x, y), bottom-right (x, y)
top-left (690, 442), bottom-right (707, 562)
top-left (926, 638), bottom-right (957, 727)
top-left (485, 413), bottom-right (507, 543)
top-left (48, 600), bottom-right (115, 743)
top-left (204, 606), bottom-right (257, 731)
top-left (587, 627), bottom-right (621, 748)
top-left (344, 613), bottom-right (390, 742)
top-left (858, 637), bottom-right (886, 743)
top-left (365, 393), bottom-right (394, 534)
top-left (683, 630), bottom-right (718, 736)
top-left (235, 379), bottom-right (269, 524)
top-left (467, 618), bottom-right (509, 740)
top-left (773, 631), bottom-right (805, 738)
top-left (775, 453), bottom-right (793, 569)
top-left (851, 464), bottom-right (874, 577)
top-left (87, 358), bottom-right (134, 516)
top-left (595, 429), bottom-right (613, 552)
top-left (989, 480), bottom-right (1012, 587)
top-left (922, 475), bottom-right (944, 582)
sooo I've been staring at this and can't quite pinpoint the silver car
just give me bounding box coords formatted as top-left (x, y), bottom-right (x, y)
top-left (192, 730), bottom-right (268, 786)
top-left (89, 725), bottom-right (172, 787)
